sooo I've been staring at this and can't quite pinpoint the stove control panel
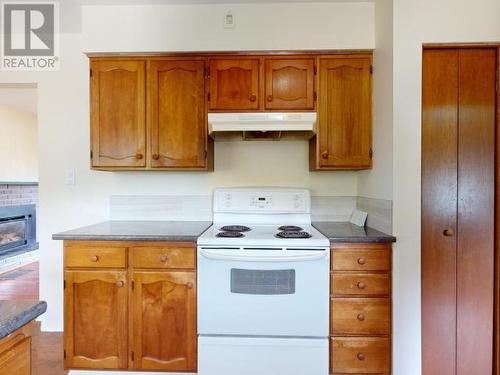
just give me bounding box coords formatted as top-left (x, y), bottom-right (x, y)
top-left (213, 188), bottom-right (310, 214)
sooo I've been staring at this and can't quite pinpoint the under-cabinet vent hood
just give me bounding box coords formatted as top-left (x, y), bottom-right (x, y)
top-left (208, 112), bottom-right (317, 140)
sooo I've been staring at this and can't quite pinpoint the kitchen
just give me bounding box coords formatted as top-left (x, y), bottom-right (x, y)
top-left (0, 0), bottom-right (499, 375)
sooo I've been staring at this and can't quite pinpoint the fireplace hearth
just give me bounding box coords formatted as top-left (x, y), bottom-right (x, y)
top-left (0, 205), bottom-right (37, 257)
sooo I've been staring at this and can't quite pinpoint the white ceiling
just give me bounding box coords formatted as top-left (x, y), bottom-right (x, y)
top-left (0, 85), bottom-right (37, 116)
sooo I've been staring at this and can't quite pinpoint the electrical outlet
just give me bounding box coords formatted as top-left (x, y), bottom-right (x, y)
top-left (224, 11), bottom-right (234, 29)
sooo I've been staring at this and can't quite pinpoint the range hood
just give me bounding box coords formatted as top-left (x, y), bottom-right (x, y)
top-left (208, 112), bottom-right (317, 140)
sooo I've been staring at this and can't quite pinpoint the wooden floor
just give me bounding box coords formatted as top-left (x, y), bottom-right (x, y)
top-left (0, 262), bottom-right (67, 375)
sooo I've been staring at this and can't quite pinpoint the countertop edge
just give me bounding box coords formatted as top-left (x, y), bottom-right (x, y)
top-left (0, 301), bottom-right (47, 339)
top-left (52, 234), bottom-right (199, 241)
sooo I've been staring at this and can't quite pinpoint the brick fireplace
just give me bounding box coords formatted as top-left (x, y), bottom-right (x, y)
top-left (0, 183), bottom-right (38, 258)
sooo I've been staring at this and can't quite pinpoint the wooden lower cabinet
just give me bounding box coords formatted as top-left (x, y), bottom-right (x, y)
top-left (64, 270), bottom-right (128, 369)
top-left (0, 322), bottom-right (38, 375)
top-left (63, 240), bottom-right (197, 372)
top-left (131, 271), bottom-right (196, 371)
top-left (330, 242), bottom-right (392, 374)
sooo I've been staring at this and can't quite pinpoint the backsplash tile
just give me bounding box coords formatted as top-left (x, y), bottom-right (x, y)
top-left (356, 196), bottom-right (392, 234)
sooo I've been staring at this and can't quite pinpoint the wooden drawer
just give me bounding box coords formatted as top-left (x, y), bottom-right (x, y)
top-left (330, 337), bottom-right (390, 374)
top-left (331, 248), bottom-right (390, 271)
top-left (0, 338), bottom-right (31, 375)
top-left (130, 246), bottom-right (195, 269)
top-left (331, 273), bottom-right (390, 297)
top-left (65, 245), bottom-right (127, 268)
top-left (331, 298), bottom-right (390, 335)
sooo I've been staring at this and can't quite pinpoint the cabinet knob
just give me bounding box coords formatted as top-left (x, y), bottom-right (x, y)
top-left (443, 228), bottom-right (454, 237)
top-left (136, 153), bottom-right (143, 160)
top-left (160, 255), bottom-right (168, 263)
top-left (186, 282), bottom-right (194, 289)
top-left (116, 280), bottom-right (125, 288)
top-left (90, 255), bottom-right (99, 262)
top-left (152, 154), bottom-right (160, 161)
top-left (321, 151), bottom-right (329, 159)
top-left (357, 352), bottom-right (366, 361)
top-left (357, 258), bottom-right (366, 265)
top-left (357, 313), bottom-right (365, 321)
top-left (357, 281), bottom-right (366, 289)
top-left (267, 95), bottom-right (273, 102)
top-left (249, 94), bottom-right (257, 102)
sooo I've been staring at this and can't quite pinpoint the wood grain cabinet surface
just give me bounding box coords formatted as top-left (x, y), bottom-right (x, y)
top-left (0, 322), bottom-right (38, 375)
top-left (150, 59), bottom-right (209, 170)
top-left (264, 58), bottom-right (315, 110)
top-left (311, 55), bottom-right (372, 170)
top-left (88, 51), bottom-right (373, 172)
top-left (63, 240), bottom-right (197, 372)
top-left (90, 60), bottom-right (146, 169)
top-left (330, 242), bottom-right (392, 375)
top-left (209, 58), bottom-right (260, 110)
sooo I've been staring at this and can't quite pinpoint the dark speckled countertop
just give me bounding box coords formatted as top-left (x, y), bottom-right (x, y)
top-left (52, 220), bottom-right (212, 241)
top-left (312, 222), bottom-right (396, 243)
top-left (0, 300), bottom-right (47, 339)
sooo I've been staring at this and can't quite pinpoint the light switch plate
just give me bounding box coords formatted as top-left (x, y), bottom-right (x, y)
top-left (224, 11), bottom-right (235, 28)
top-left (350, 209), bottom-right (367, 227)
top-left (65, 169), bottom-right (76, 185)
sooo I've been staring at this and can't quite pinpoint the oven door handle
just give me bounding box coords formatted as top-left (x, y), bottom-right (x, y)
top-left (199, 249), bottom-right (327, 262)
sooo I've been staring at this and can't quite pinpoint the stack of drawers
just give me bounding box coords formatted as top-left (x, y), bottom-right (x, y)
top-left (329, 242), bottom-right (392, 374)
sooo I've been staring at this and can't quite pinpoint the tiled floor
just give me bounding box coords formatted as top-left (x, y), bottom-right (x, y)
top-left (0, 262), bottom-right (67, 375)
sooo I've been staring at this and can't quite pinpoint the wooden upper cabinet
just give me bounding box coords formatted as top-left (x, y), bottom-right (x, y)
top-left (150, 60), bottom-right (208, 169)
top-left (90, 60), bottom-right (146, 168)
top-left (313, 56), bottom-right (372, 170)
top-left (131, 271), bottom-right (197, 372)
top-left (209, 59), bottom-right (259, 110)
top-left (64, 270), bottom-right (128, 370)
top-left (264, 58), bottom-right (315, 110)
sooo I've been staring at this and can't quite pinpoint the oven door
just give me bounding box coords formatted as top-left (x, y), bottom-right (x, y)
top-left (197, 247), bottom-right (329, 337)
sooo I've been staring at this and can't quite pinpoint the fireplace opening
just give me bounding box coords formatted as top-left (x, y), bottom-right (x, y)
top-left (0, 205), bottom-right (37, 257)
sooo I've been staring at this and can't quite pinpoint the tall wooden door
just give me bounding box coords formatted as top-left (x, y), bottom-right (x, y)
top-left (264, 58), bottom-right (315, 110)
top-left (64, 270), bottom-right (128, 369)
top-left (131, 271), bottom-right (197, 372)
top-left (90, 60), bottom-right (146, 168)
top-left (209, 59), bottom-right (259, 110)
top-left (149, 60), bottom-right (208, 169)
top-left (317, 57), bottom-right (372, 169)
top-left (422, 48), bottom-right (496, 375)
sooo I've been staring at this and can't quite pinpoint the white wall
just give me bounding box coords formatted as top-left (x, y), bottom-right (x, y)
top-left (0, 105), bottom-right (38, 182)
top-left (0, 2), bottom-right (375, 331)
top-left (357, 0), bottom-right (392, 201)
top-left (392, 1), bottom-right (500, 374)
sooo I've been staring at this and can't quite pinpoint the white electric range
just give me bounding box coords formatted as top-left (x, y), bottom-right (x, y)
top-left (197, 187), bottom-right (330, 375)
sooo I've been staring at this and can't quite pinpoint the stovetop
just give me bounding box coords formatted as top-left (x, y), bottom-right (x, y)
top-left (198, 223), bottom-right (329, 248)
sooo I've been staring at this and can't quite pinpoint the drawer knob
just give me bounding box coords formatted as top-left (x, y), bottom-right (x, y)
top-left (321, 151), bottom-right (329, 159)
top-left (357, 281), bottom-right (366, 289)
top-left (357, 352), bottom-right (366, 361)
top-left (357, 258), bottom-right (366, 265)
top-left (267, 95), bottom-right (273, 102)
top-left (90, 255), bottom-right (99, 262)
top-left (443, 228), bottom-right (454, 237)
top-left (249, 94), bottom-right (257, 102)
top-left (160, 255), bottom-right (169, 263)
top-left (357, 313), bottom-right (365, 321)
top-left (116, 280), bottom-right (125, 288)
top-left (186, 282), bottom-right (194, 289)
top-left (152, 154), bottom-right (160, 160)
top-left (136, 153), bottom-right (144, 160)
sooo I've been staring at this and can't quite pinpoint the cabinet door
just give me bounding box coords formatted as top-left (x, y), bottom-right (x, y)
top-left (64, 270), bottom-right (128, 369)
top-left (209, 59), bottom-right (259, 110)
top-left (150, 60), bottom-right (208, 169)
top-left (90, 60), bottom-right (146, 168)
top-left (316, 57), bottom-right (372, 169)
top-left (264, 58), bottom-right (315, 110)
top-left (131, 271), bottom-right (196, 371)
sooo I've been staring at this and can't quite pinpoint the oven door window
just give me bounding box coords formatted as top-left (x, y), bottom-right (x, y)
top-left (231, 269), bottom-right (295, 295)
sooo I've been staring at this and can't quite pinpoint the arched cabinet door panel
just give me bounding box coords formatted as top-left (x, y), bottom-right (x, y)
top-left (209, 59), bottom-right (259, 110)
top-left (150, 60), bottom-right (208, 169)
top-left (264, 58), bottom-right (315, 110)
top-left (131, 271), bottom-right (197, 372)
top-left (64, 270), bottom-right (128, 369)
top-left (90, 60), bottom-right (146, 168)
